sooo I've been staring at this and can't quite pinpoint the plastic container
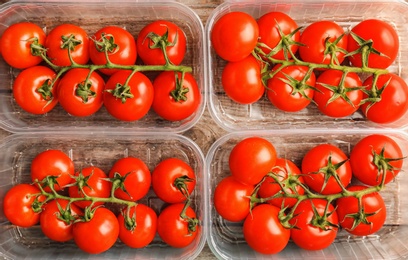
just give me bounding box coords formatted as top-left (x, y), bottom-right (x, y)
top-left (205, 129), bottom-right (408, 259)
top-left (206, 0), bottom-right (408, 132)
top-left (0, 133), bottom-right (207, 259)
top-left (0, 0), bottom-right (206, 134)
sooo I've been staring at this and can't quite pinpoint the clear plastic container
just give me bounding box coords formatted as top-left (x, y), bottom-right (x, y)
top-left (0, 0), bottom-right (206, 133)
top-left (205, 129), bottom-right (408, 259)
top-left (206, 0), bottom-right (408, 132)
top-left (0, 133), bottom-right (207, 259)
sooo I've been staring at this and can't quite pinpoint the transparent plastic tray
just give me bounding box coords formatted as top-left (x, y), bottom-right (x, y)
top-left (0, 133), bottom-right (207, 259)
top-left (0, 0), bottom-right (206, 133)
top-left (206, 0), bottom-right (408, 132)
top-left (205, 130), bottom-right (408, 259)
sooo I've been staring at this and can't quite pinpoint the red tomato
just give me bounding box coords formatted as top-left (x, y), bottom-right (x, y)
top-left (152, 71), bottom-right (201, 121)
top-left (289, 199), bottom-right (338, 250)
top-left (267, 64), bottom-right (316, 112)
top-left (108, 157), bottom-right (151, 201)
top-left (336, 185), bottom-right (386, 236)
top-left (157, 203), bottom-right (199, 248)
top-left (347, 19), bottom-right (399, 69)
top-left (13, 66), bottom-right (59, 115)
top-left (257, 11), bottom-right (300, 60)
top-left (151, 157), bottom-right (196, 204)
top-left (40, 199), bottom-right (82, 242)
top-left (31, 149), bottom-right (75, 192)
top-left (221, 55), bottom-right (264, 105)
top-left (89, 26), bottom-right (137, 75)
top-left (258, 158), bottom-right (305, 208)
top-left (0, 22), bottom-right (45, 69)
top-left (73, 207), bottom-right (119, 254)
top-left (229, 137), bottom-right (277, 186)
top-left (45, 23), bottom-right (89, 66)
top-left (314, 70), bottom-right (363, 118)
top-left (137, 20), bottom-right (186, 65)
top-left (117, 204), bottom-right (157, 248)
top-left (57, 68), bottom-right (104, 117)
top-left (211, 11), bottom-right (259, 62)
top-left (103, 70), bottom-right (154, 121)
top-left (243, 204), bottom-right (290, 254)
top-left (213, 176), bottom-right (254, 222)
top-left (301, 144), bottom-right (352, 194)
top-left (360, 73), bottom-right (408, 124)
top-left (68, 166), bottom-right (111, 209)
top-left (3, 184), bottom-right (45, 227)
top-left (299, 20), bottom-right (347, 65)
top-left (350, 134), bottom-right (403, 186)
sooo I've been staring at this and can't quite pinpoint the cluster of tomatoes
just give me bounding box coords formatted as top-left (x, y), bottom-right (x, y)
top-left (3, 149), bottom-right (199, 254)
top-left (0, 20), bottom-right (201, 121)
top-left (213, 134), bottom-right (403, 254)
top-left (211, 11), bottom-right (408, 124)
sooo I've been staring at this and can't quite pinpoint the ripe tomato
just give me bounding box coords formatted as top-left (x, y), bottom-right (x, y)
top-left (257, 11), bottom-right (300, 60)
top-left (68, 166), bottom-right (111, 209)
top-left (299, 20), bottom-right (347, 65)
top-left (31, 149), bottom-right (75, 192)
top-left (103, 70), bottom-right (154, 121)
top-left (13, 66), bottom-right (59, 115)
top-left (360, 73), bottom-right (408, 124)
top-left (243, 204), bottom-right (290, 254)
top-left (213, 176), bottom-right (254, 222)
top-left (152, 71), bottom-right (201, 121)
top-left (289, 199), bottom-right (338, 250)
top-left (211, 11), bottom-right (259, 62)
top-left (0, 22), bottom-right (45, 69)
top-left (229, 137), bottom-right (277, 186)
top-left (40, 199), bottom-right (82, 242)
top-left (350, 134), bottom-right (403, 186)
top-left (108, 157), bottom-right (151, 201)
top-left (157, 203), bottom-right (199, 248)
top-left (314, 70), bottom-right (363, 118)
top-left (137, 20), bottom-right (186, 65)
top-left (267, 64), bottom-right (316, 112)
top-left (301, 143), bottom-right (352, 194)
top-left (45, 23), bottom-right (89, 66)
top-left (151, 157), bottom-right (196, 204)
top-left (73, 207), bottom-right (119, 254)
top-left (57, 68), bottom-right (104, 117)
top-left (117, 204), bottom-right (157, 248)
top-left (336, 185), bottom-right (386, 236)
top-left (3, 184), bottom-right (45, 228)
top-left (347, 19), bottom-right (399, 69)
top-left (89, 26), bottom-right (137, 75)
top-left (258, 158), bottom-right (305, 208)
top-left (221, 55), bottom-right (264, 105)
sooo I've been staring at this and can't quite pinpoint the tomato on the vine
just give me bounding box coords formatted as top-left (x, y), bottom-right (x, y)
top-left (336, 185), bottom-right (386, 236)
top-left (45, 23), bottom-right (89, 66)
top-left (57, 68), bottom-right (105, 117)
top-left (3, 184), bottom-right (45, 228)
top-left (152, 71), bottom-right (201, 121)
top-left (301, 143), bottom-right (352, 194)
top-left (350, 134), bottom-right (403, 186)
top-left (0, 22), bottom-right (45, 69)
top-left (229, 137), bottom-right (277, 186)
top-left (108, 156), bottom-right (151, 202)
top-left (347, 19), bottom-right (399, 69)
top-left (31, 149), bottom-right (75, 192)
top-left (13, 66), bottom-right (59, 115)
top-left (103, 70), bottom-right (154, 121)
top-left (211, 11), bottom-right (259, 62)
top-left (243, 204), bottom-right (290, 254)
top-left (137, 20), bottom-right (186, 65)
top-left (151, 157), bottom-right (196, 204)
